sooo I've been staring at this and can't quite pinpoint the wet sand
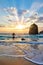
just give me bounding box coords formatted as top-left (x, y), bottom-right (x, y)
top-left (0, 44), bottom-right (43, 65)
top-left (0, 56), bottom-right (37, 65)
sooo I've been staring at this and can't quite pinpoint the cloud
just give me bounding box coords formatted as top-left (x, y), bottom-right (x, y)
top-left (24, 12), bottom-right (43, 24)
top-left (21, 2), bottom-right (43, 24)
top-left (1, 1), bottom-right (43, 27)
top-left (35, 16), bottom-right (43, 23)
top-left (4, 7), bottom-right (17, 16)
top-left (25, 2), bottom-right (43, 17)
top-left (20, 2), bottom-right (43, 21)
top-left (4, 7), bottom-right (20, 22)
top-left (30, 2), bottom-right (43, 11)
top-left (38, 17), bottom-right (43, 21)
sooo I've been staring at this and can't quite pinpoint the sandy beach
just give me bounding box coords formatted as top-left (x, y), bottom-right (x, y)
top-left (0, 44), bottom-right (38, 65)
top-left (0, 56), bottom-right (37, 65)
top-left (0, 44), bottom-right (43, 65)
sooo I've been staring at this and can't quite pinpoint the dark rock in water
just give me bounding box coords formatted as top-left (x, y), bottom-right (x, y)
top-left (12, 33), bottom-right (15, 39)
top-left (39, 31), bottom-right (43, 34)
top-left (21, 38), bottom-right (25, 41)
top-left (29, 23), bottom-right (38, 35)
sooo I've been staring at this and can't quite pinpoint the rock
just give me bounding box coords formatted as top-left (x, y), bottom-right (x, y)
top-left (29, 23), bottom-right (38, 35)
top-left (12, 33), bottom-right (15, 39)
top-left (39, 31), bottom-right (43, 34)
top-left (21, 38), bottom-right (25, 41)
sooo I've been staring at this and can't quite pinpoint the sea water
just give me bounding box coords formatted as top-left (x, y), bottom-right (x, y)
top-left (0, 33), bottom-right (43, 44)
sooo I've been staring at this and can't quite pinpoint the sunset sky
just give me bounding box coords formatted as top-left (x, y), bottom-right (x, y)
top-left (0, 0), bottom-right (43, 33)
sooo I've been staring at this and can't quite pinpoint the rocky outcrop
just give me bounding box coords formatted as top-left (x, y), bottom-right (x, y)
top-left (29, 23), bottom-right (38, 35)
top-left (39, 31), bottom-right (43, 34)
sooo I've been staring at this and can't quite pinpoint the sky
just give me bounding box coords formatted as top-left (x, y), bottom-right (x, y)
top-left (0, 0), bottom-right (43, 28)
top-left (0, 0), bottom-right (43, 9)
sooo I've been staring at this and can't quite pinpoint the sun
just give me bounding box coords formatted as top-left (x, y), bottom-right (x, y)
top-left (15, 24), bottom-right (25, 30)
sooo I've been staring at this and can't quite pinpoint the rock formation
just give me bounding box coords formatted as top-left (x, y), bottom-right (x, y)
top-left (29, 23), bottom-right (38, 35)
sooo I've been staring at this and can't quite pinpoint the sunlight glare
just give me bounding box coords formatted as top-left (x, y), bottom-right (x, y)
top-left (15, 24), bottom-right (25, 30)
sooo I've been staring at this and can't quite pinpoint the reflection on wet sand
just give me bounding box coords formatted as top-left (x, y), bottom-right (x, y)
top-left (30, 38), bottom-right (39, 49)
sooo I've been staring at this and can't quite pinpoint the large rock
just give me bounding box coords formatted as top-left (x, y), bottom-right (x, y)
top-left (29, 23), bottom-right (38, 35)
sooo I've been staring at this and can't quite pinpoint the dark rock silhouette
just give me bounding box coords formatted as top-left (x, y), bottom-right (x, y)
top-left (21, 38), bottom-right (25, 41)
top-left (29, 23), bottom-right (38, 35)
top-left (39, 31), bottom-right (43, 34)
top-left (12, 33), bottom-right (15, 39)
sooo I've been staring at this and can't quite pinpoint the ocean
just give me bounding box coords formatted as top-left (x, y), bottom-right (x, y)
top-left (0, 33), bottom-right (43, 44)
top-left (0, 33), bottom-right (43, 65)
